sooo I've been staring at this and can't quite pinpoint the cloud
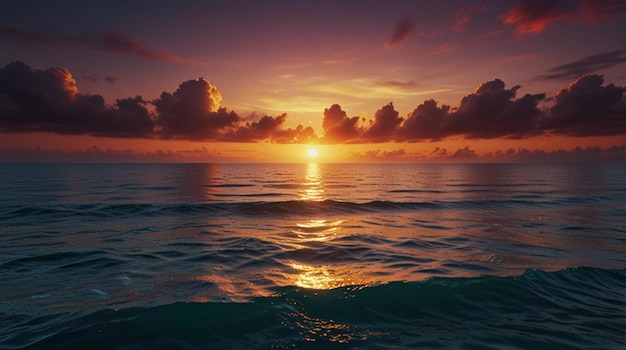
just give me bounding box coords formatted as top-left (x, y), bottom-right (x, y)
top-left (3, 145), bottom-right (624, 163)
top-left (540, 50), bottom-right (626, 80)
top-left (543, 74), bottom-right (626, 136)
top-left (362, 103), bottom-right (404, 141)
top-left (0, 61), bottom-right (154, 137)
top-left (400, 79), bottom-right (545, 140)
top-left (2, 61), bottom-right (625, 145)
top-left (452, 79), bottom-right (545, 138)
top-left (349, 149), bottom-right (406, 162)
top-left (347, 146), bottom-right (626, 163)
top-left (448, 146), bottom-right (479, 160)
top-left (93, 31), bottom-right (183, 63)
top-left (401, 99), bottom-right (452, 140)
top-left (0, 62), bottom-right (317, 143)
top-left (384, 17), bottom-right (415, 48)
top-left (451, 5), bottom-right (486, 33)
top-left (0, 26), bottom-right (183, 63)
top-left (500, 0), bottom-right (569, 37)
top-left (223, 113), bottom-right (317, 143)
top-left (321, 104), bottom-right (362, 143)
top-left (153, 78), bottom-right (239, 140)
top-left (580, 0), bottom-right (626, 22)
top-left (326, 75), bottom-right (622, 143)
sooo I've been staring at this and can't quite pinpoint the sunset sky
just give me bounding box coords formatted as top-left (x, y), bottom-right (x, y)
top-left (1, 0), bottom-right (625, 162)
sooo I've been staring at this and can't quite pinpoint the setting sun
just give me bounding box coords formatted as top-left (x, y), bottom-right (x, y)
top-left (308, 148), bottom-right (319, 158)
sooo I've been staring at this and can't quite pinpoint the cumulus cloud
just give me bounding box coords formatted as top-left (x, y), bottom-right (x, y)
top-left (153, 78), bottom-right (239, 140)
top-left (0, 62), bottom-right (318, 143)
top-left (0, 61), bottom-right (154, 137)
top-left (400, 79), bottom-right (545, 140)
top-left (2, 61), bottom-right (625, 145)
top-left (543, 74), bottom-right (626, 136)
top-left (401, 99), bottom-right (452, 140)
top-left (500, 0), bottom-right (569, 37)
top-left (384, 17), bottom-right (415, 48)
top-left (223, 113), bottom-right (316, 143)
top-left (0, 26), bottom-right (183, 62)
top-left (319, 75), bottom-right (623, 143)
top-left (321, 104), bottom-right (362, 143)
top-left (362, 103), bottom-right (403, 141)
top-left (452, 79), bottom-right (545, 138)
top-left (540, 50), bottom-right (626, 80)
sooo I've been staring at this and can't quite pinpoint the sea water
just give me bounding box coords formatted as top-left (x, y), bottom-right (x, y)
top-left (1, 163), bottom-right (625, 349)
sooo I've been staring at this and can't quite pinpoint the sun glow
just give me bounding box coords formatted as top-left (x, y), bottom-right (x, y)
top-left (308, 148), bottom-right (319, 158)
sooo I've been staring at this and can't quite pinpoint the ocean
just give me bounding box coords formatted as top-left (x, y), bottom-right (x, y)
top-left (1, 162), bottom-right (625, 349)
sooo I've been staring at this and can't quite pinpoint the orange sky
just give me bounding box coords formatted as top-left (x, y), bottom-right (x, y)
top-left (1, 0), bottom-right (625, 162)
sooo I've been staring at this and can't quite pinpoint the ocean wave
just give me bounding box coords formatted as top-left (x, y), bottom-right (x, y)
top-left (4, 191), bottom-right (625, 223)
top-left (3, 267), bottom-right (624, 349)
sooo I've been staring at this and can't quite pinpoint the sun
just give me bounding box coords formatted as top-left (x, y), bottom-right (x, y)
top-left (308, 148), bottom-right (319, 158)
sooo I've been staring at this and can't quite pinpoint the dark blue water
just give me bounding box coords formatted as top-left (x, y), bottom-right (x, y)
top-left (1, 163), bottom-right (625, 349)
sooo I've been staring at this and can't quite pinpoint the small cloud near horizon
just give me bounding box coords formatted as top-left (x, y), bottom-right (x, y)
top-left (4, 145), bottom-right (625, 163)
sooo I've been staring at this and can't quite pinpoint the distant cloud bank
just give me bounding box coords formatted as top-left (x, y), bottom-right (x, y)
top-left (2, 145), bottom-right (624, 163)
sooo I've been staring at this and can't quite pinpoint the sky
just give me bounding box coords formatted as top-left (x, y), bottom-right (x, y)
top-left (1, 0), bottom-right (625, 162)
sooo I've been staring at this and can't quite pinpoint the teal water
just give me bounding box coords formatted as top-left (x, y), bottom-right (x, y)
top-left (1, 163), bottom-right (625, 349)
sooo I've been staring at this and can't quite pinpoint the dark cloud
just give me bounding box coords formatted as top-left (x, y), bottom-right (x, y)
top-left (153, 78), bottom-right (239, 140)
top-left (543, 74), bottom-right (626, 136)
top-left (223, 113), bottom-right (316, 143)
top-left (0, 26), bottom-right (183, 62)
top-left (500, 0), bottom-right (569, 37)
top-left (453, 79), bottom-right (545, 138)
top-left (400, 79), bottom-right (545, 140)
top-left (401, 99), bottom-right (452, 140)
top-left (2, 61), bottom-right (625, 144)
top-left (384, 17), bottom-right (415, 49)
top-left (323, 75), bottom-right (622, 143)
top-left (539, 50), bottom-right (626, 80)
top-left (322, 104), bottom-right (361, 143)
top-left (0, 61), bottom-right (154, 137)
top-left (93, 31), bottom-right (183, 63)
top-left (104, 76), bottom-right (117, 84)
top-left (0, 62), bottom-right (317, 143)
top-left (362, 103), bottom-right (403, 141)
top-left (0, 26), bottom-right (56, 45)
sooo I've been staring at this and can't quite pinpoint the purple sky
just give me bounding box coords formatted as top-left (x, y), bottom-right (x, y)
top-left (1, 0), bottom-right (625, 162)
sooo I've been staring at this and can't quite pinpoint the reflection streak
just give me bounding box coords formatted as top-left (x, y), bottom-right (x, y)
top-left (300, 163), bottom-right (325, 201)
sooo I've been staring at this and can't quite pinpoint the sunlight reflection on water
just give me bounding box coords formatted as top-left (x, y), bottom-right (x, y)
top-left (299, 162), bottom-right (325, 201)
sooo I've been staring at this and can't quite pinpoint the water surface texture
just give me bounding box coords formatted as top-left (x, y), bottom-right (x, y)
top-left (1, 163), bottom-right (625, 349)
